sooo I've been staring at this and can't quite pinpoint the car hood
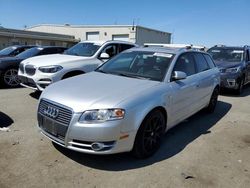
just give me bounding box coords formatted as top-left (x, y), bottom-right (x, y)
top-left (41, 72), bottom-right (159, 113)
top-left (21, 54), bottom-right (92, 67)
top-left (214, 60), bottom-right (242, 69)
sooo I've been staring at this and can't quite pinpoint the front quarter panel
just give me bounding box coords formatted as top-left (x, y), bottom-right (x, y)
top-left (115, 83), bottom-right (173, 133)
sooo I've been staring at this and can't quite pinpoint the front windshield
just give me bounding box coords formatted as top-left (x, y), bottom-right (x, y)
top-left (16, 47), bottom-right (42, 59)
top-left (97, 51), bottom-right (174, 81)
top-left (208, 48), bottom-right (244, 62)
top-left (0, 46), bottom-right (17, 56)
top-left (65, 42), bottom-right (101, 57)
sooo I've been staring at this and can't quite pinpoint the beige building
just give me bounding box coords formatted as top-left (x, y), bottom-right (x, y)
top-left (26, 24), bottom-right (171, 46)
top-left (0, 27), bottom-right (78, 50)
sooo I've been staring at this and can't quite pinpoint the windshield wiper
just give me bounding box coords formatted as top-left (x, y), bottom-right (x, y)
top-left (112, 72), bottom-right (150, 80)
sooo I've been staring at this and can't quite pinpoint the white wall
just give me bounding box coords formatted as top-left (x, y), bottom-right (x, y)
top-left (136, 26), bottom-right (171, 46)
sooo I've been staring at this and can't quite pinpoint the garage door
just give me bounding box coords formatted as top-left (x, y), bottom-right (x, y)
top-left (112, 34), bottom-right (129, 42)
top-left (86, 32), bottom-right (100, 41)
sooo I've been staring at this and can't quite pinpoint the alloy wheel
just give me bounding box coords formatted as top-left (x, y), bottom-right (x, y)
top-left (142, 114), bottom-right (165, 156)
top-left (3, 69), bottom-right (20, 87)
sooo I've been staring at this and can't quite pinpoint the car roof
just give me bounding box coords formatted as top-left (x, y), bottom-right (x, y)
top-left (79, 40), bottom-right (136, 46)
top-left (32, 46), bottom-right (67, 49)
top-left (126, 46), bottom-right (205, 55)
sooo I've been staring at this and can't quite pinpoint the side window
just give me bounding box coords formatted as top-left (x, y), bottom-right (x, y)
top-left (173, 53), bottom-right (196, 76)
top-left (39, 48), bottom-right (54, 55)
top-left (246, 50), bottom-right (250, 61)
top-left (194, 53), bottom-right (210, 72)
top-left (101, 44), bottom-right (118, 58)
top-left (54, 48), bottom-right (65, 54)
top-left (119, 44), bottom-right (134, 53)
top-left (203, 54), bottom-right (215, 68)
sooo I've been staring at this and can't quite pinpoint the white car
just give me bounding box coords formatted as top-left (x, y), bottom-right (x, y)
top-left (18, 40), bottom-right (137, 91)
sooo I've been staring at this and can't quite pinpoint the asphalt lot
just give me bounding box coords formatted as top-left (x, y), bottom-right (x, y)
top-left (0, 86), bottom-right (250, 188)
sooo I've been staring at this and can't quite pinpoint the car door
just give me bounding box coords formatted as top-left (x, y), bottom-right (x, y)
top-left (168, 52), bottom-right (200, 126)
top-left (193, 53), bottom-right (215, 107)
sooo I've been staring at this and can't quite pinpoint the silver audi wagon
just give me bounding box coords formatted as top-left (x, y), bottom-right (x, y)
top-left (37, 44), bottom-right (220, 158)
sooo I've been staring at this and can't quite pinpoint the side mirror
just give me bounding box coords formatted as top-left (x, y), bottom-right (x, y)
top-left (100, 52), bottom-right (110, 59)
top-left (172, 71), bottom-right (187, 81)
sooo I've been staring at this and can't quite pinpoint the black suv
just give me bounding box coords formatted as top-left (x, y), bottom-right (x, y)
top-left (207, 45), bottom-right (250, 94)
top-left (0, 46), bottom-right (67, 88)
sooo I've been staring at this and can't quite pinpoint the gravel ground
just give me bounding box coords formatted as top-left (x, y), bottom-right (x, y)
top-left (0, 86), bottom-right (250, 188)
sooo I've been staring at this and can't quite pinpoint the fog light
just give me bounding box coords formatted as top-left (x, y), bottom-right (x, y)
top-left (91, 142), bottom-right (104, 151)
top-left (227, 79), bottom-right (236, 87)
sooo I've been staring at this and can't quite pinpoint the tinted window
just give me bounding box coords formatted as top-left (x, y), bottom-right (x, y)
top-left (16, 47), bottom-right (43, 59)
top-left (173, 53), bottom-right (196, 76)
top-left (203, 54), bottom-right (215, 68)
top-left (246, 50), bottom-right (250, 61)
top-left (101, 44), bottom-right (118, 58)
top-left (0, 46), bottom-right (17, 56)
top-left (119, 44), bottom-right (134, 52)
top-left (194, 53), bottom-right (210, 72)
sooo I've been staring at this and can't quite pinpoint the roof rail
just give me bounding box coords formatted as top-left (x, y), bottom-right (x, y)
top-left (144, 43), bottom-right (206, 51)
top-left (214, 44), bottom-right (226, 47)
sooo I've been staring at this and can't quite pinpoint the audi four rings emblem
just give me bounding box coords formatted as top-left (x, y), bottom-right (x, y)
top-left (43, 106), bottom-right (59, 119)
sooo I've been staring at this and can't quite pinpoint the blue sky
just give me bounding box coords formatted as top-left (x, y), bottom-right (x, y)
top-left (0, 0), bottom-right (249, 47)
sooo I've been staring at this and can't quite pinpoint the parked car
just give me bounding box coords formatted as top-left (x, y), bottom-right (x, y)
top-left (207, 45), bottom-right (250, 94)
top-left (0, 46), bottom-right (67, 88)
top-left (18, 40), bottom-right (137, 91)
top-left (37, 44), bottom-right (220, 158)
top-left (0, 45), bottom-right (35, 58)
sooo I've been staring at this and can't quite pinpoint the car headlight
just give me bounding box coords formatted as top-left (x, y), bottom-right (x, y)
top-left (79, 109), bottom-right (125, 123)
top-left (38, 65), bottom-right (63, 73)
top-left (225, 66), bottom-right (240, 73)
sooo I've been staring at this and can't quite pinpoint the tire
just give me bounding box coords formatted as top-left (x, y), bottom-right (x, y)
top-left (0, 68), bottom-right (20, 88)
top-left (132, 110), bottom-right (166, 159)
top-left (235, 78), bottom-right (244, 95)
top-left (205, 87), bottom-right (219, 113)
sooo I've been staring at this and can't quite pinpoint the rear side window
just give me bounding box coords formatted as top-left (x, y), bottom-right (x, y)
top-left (119, 44), bottom-right (135, 52)
top-left (203, 54), bottom-right (215, 68)
top-left (194, 53), bottom-right (210, 72)
top-left (173, 53), bottom-right (196, 76)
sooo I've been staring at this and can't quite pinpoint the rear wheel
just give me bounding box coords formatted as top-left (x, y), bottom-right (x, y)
top-left (205, 87), bottom-right (219, 113)
top-left (1, 68), bottom-right (20, 88)
top-left (132, 110), bottom-right (166, 159)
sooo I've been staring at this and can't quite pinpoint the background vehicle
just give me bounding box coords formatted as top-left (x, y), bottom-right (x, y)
top-left (18, 40), bottom-right (137, 91)
top-left (207, 45), bottom-right (250, 94)
top-left (0, 46), bottom-right (67, 88)
top-left (0, 45), bottom-right (35, 58)
top-left (37, 44), bottom-right (220, 158)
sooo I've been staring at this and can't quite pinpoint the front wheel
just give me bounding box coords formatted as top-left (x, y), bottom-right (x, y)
top-left (1, 68), bottom-right (20, 88)
top-left (235, 78), bottom-right (244, 95)
top-left (132, 110), bottom-right (166, 159)
top-left (205, 88), bottom-right (219, 113)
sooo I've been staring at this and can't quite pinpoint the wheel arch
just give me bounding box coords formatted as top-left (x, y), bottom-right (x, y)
top-left (62, 70), bottom-right (85, 79)
top-left (137, 106), bottom-right (168, 132)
